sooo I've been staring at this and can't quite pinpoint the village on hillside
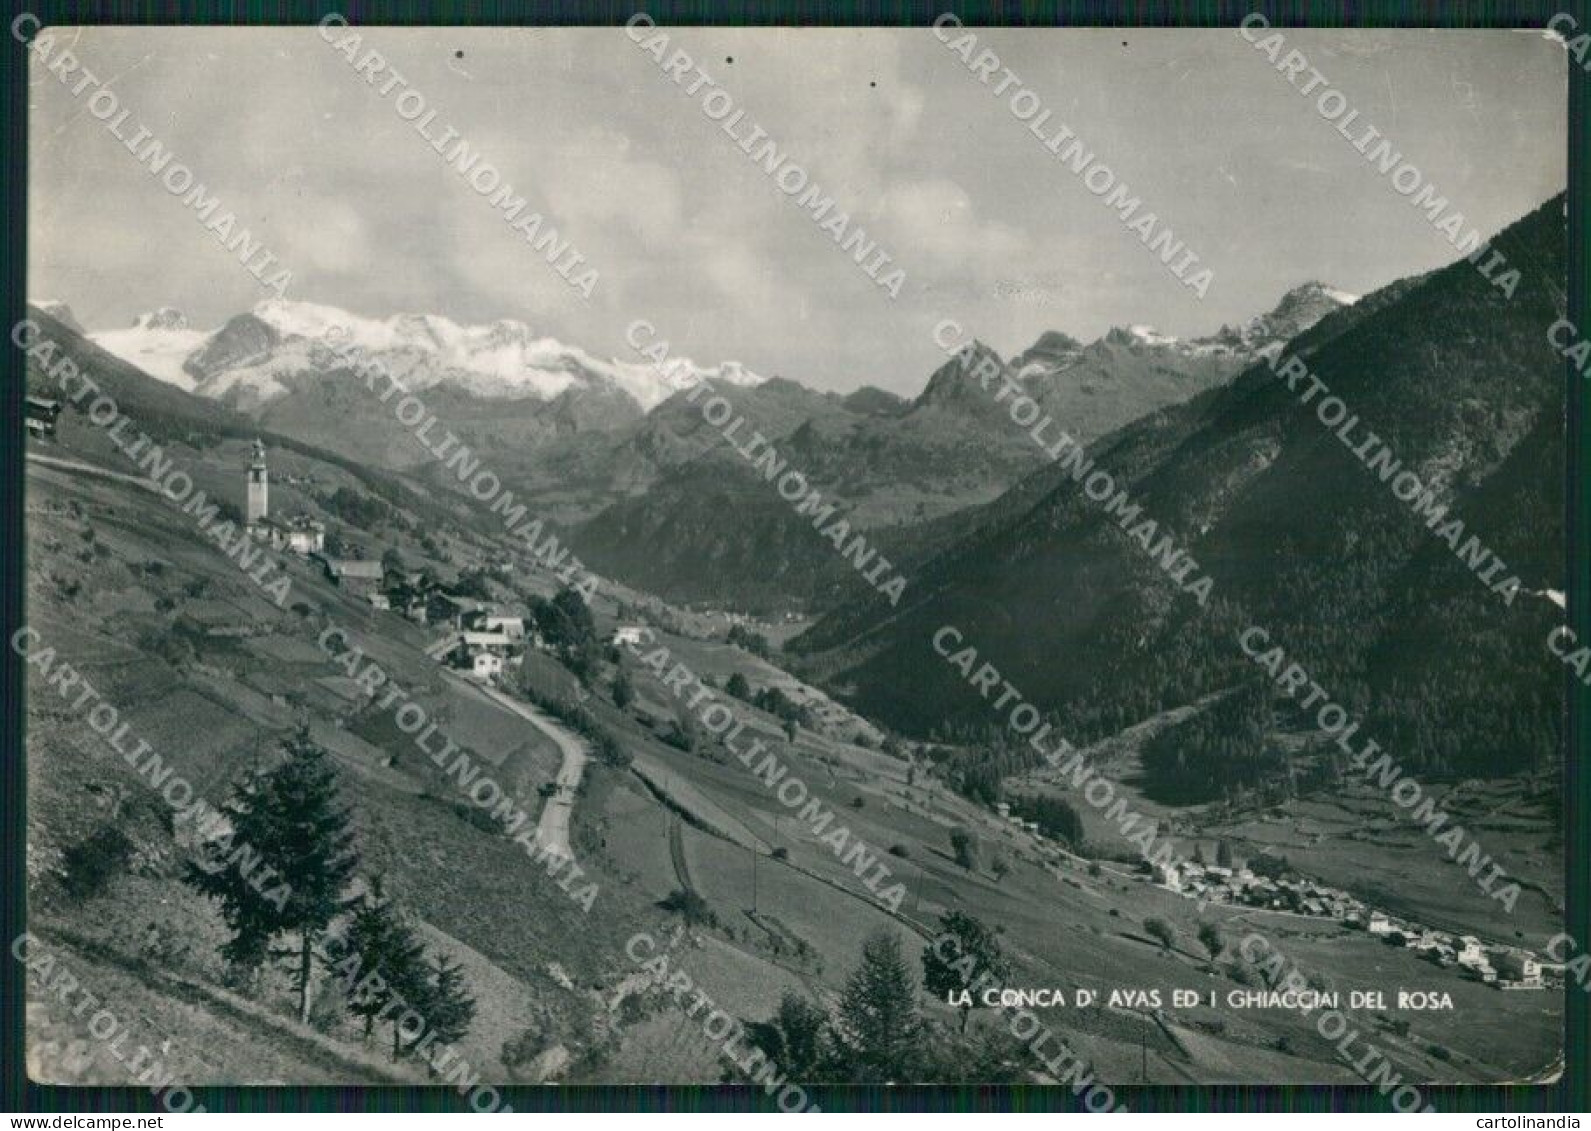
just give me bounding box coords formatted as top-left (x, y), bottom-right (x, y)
top-left (222, 438), bottom-right (636, 682)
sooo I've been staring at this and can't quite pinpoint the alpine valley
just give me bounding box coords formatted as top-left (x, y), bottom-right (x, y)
top-left (23, 194), bottom-right (1567, 1091)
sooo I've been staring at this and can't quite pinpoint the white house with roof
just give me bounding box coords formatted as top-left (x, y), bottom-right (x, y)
top-left (470, 652), bottom-right (504, 679)
top-left (461, 630), bottom-right (515, 655)
top-left (443, 628), bottom-right (520, 681)
top-left (1489, 949), bottom-right (1543, 986)
top-left (482, 614), bottom-right (527, 640)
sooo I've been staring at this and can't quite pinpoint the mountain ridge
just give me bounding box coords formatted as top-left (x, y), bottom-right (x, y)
top-left (569, 282), bottom-right (1359, 609)
top-left (789, 195), bottom-right (1565, 798)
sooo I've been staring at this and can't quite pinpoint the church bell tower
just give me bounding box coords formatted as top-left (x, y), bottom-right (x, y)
top-left (247, 438), bottom-right (269, 526)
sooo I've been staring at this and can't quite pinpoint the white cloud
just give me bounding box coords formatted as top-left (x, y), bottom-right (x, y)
top-left (268, 194), bottom-right (375, 275)
top-left (881, 177), bottom-right (1028, 276)
top-left (539, 126), bottom-right (685, 245)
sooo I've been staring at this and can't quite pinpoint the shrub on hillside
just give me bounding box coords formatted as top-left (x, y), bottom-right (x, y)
top-left (592, 729), bottom-right (631, 769)
top-left (323, 486), bottom-right (390, 531)
top-left (659, 888), bottom-right (716, 927)
top-left (1198, 921), bottom-right (1224, 959)
top-left (60, 825), bottom-right (135, 900)
top-left (950, 827), bottom-right (980, 871)
top-left (524, 687), bottom-right (631, 767)
top-left (727, 624), bottom-right (772, 658)
top-left (452, 801), bottom-right (500, 834)
top-left (452, 568), bottom-right (491, 600)
top-left (659, 720), bottom-right (695, 753)
top-left (753, 685), bottom-right (812, 729)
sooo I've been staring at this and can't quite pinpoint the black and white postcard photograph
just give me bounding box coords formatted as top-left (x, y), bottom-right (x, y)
top-left (4, 6), bottom-right (1588, 1121)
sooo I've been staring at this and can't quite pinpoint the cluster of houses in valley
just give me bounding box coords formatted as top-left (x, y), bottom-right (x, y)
top-left (1140, 857), bottom-right (1555, 990)
top-left (1151, 858), bottom-right (1360, 918)
top-left (1359, 913), bottom-right (1554, 989)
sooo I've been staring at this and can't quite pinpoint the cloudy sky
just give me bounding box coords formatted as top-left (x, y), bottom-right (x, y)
top-left (29, 25), bottom-right (1566, 395)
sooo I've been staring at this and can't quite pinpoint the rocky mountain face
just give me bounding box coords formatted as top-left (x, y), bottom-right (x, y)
top-left (506, 375), bottom-right (864, 527)
top-left (1009, 329), bottom-right (1084, 376)
top-left (571, 284), bottom-right (1357, 610)
top-left (791, 196), bottom-right (1565, 795)
top-left (991, 282), bottom-right (1361, 449)
top-left (1255, 281), bottom-right (1363, 342)
top-left (183, 313), bottom-right (282, 389)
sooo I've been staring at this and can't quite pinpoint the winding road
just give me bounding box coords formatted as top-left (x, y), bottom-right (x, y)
top-left (667, 816), bottom-right (694, 894)
top-left (441, 671), bottom-right (588, 859)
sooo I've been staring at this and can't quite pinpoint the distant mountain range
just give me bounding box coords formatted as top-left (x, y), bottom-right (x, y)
top-left (83, 299), bottom-right (765, 412)
top-left (51, 282), bottom-right (1356, 611)
top-left (571, 283), bottom-right (1358, 610)
top-left (75, 283), bottom-right (1353, 430)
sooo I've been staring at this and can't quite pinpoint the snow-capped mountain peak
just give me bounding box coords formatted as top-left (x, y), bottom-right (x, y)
top-left (134, 307), bottom-right (190, 331)
top-left (1283, 281), bottom-right (1360, 308)
top-left (239, 299), bottom-right (764, 410)
top-left (84, 298), bottom-right (765, 416)
top-left (1009, 281), bottom-right (1358, 381)
top-left (88, 306), bottom-right (208, 391)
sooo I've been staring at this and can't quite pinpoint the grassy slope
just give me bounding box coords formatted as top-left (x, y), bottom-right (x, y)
top-left (23, 446), bottom-right (645, 1082)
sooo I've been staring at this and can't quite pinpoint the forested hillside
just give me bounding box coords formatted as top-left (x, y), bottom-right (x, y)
top-left (795, 196), bottom-right (1566, 797)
